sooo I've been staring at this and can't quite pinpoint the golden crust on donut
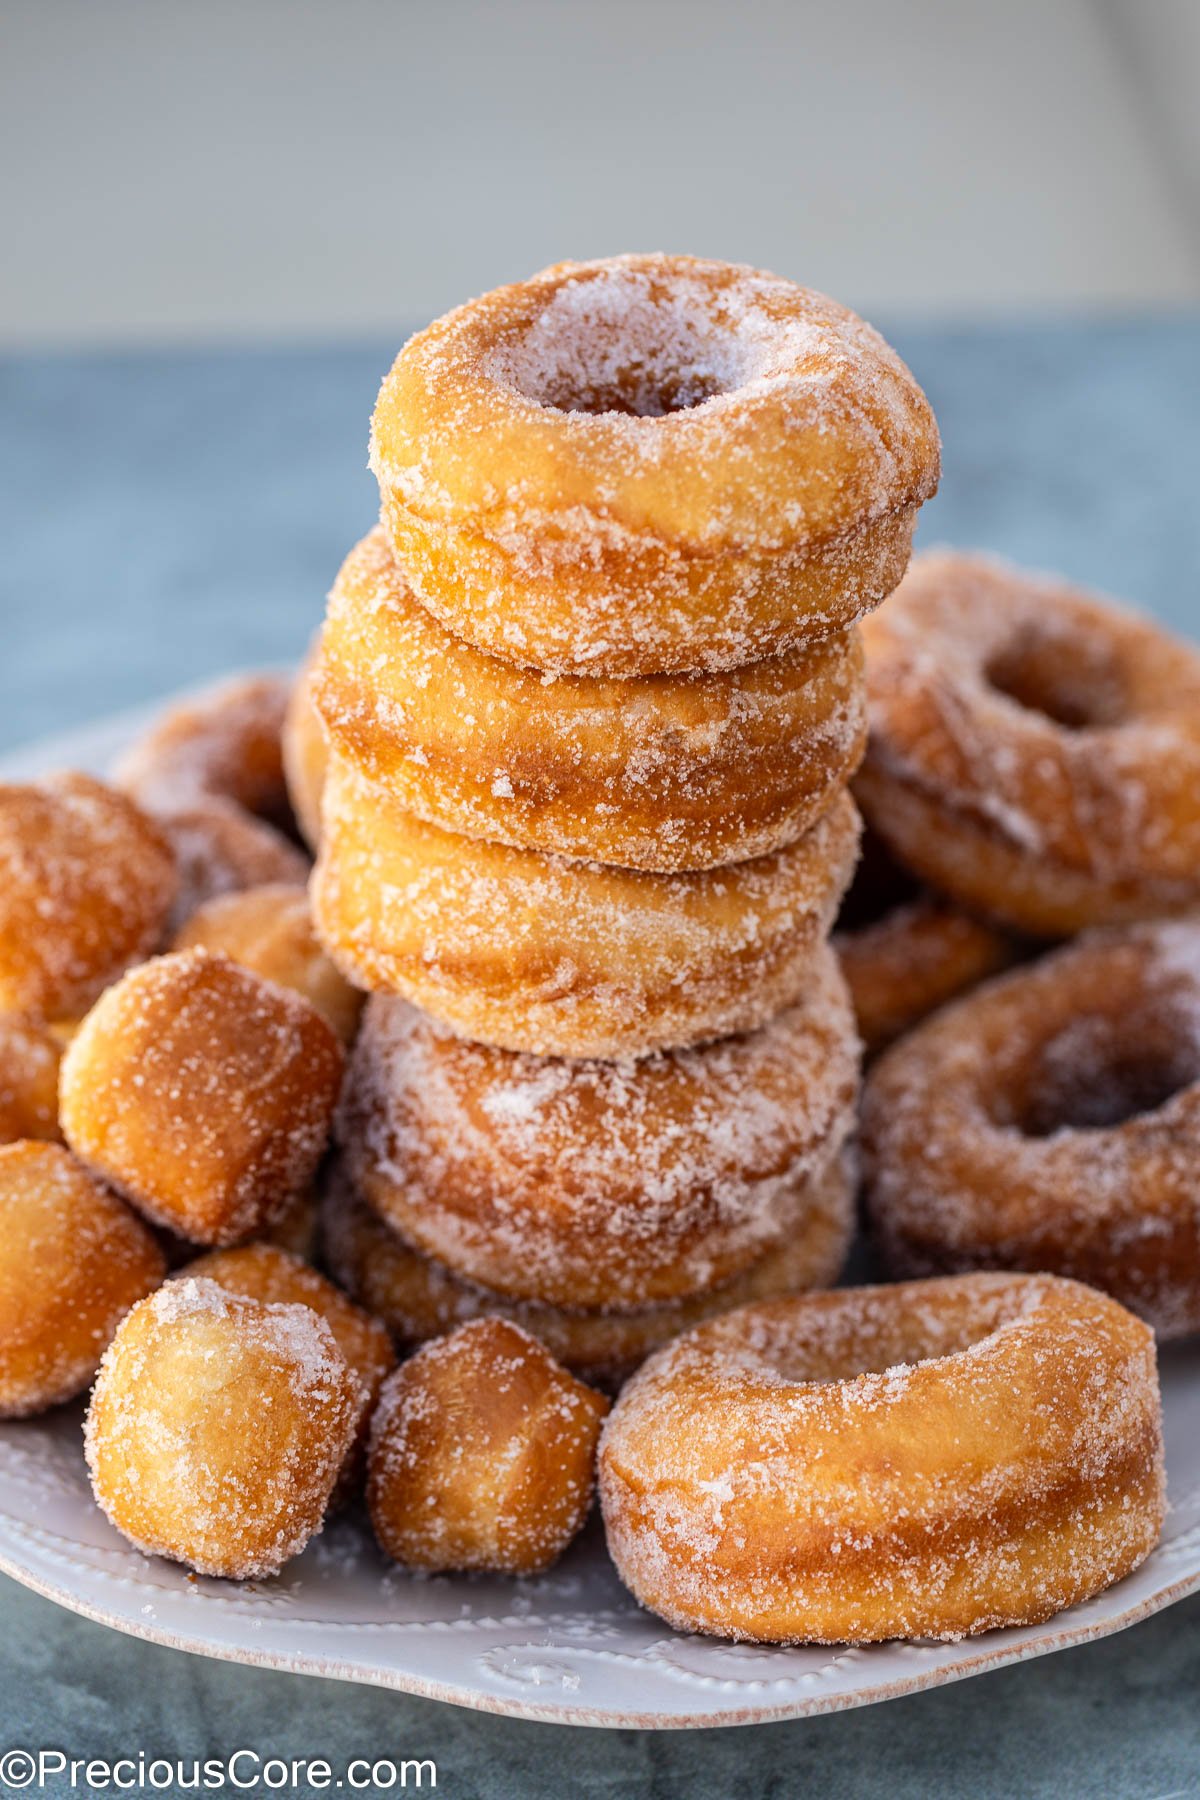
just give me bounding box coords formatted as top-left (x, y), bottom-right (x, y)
top-left (316, 526), bottom-right (866, 872)
top-left (313, 756), bottom-right (859, 1058)
top-left (86, 1277), bottom-right (363, 1579)
top-left (0, 1142), bottom-right (166, 1418)
top-left (0, 773), bottom-right (176, 1019)
top-left (175, 883), bottom-right (364, 1044)
top-left (368, 1317), bottom-right (609, 1574)
top-left (155, 798), bottom-right (311, 932)
top-left (0, 1015), bottom-right (63, 1144)
top-left (858, 552), bottom-right (1200, 933)
top-left (862, 921), bottom-right (1200, 1338)
top-left (117, 674), bottom-right (295, 828)
top-left (338, 950), bottom-right (857, 1310)
top-left (599, 1273), bottom-right (1165, 1643)
top-left (835, 825), bottom-right (1019, 1054)
top-left (60, 949), bottom-right (344, 1247)
top-left (371, 254), bottom-right (939, 675)
top-left (320, 1150), bottom-right (856, 1387)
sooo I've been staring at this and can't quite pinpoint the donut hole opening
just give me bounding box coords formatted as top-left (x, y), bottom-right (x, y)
top-left (985, 631), bottom-right (1128, 731)
top-left (1012, 1013), bottom-right (1199, 1137)
top-left (836, 829), bottom-right (922, 934)
top-left (490, 276), bottom-right (748, 418)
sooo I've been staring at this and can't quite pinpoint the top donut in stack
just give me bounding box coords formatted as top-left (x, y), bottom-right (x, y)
top-left (312, 254), bottom-right (940, 1059)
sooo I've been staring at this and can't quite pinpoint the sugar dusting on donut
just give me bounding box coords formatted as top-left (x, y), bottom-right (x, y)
top-left (85, 1277), bottom-right (362, 1579)
top-left (863, 921), bottom-right (1200, 1338)
top-left (860, 551), bottom-right (1200, 890)
top-left (336, 945), bottom-right (859, 1308)
top-left (599, 1273), bottom-right (1165, 1643)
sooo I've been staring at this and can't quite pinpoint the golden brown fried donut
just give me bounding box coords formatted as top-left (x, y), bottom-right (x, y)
top-left (86, 1277), bottom-right (363, 1578)
top-left (372, 255), bottom-right (939, 676)
top-left (155, 799), bottom-right (311, 931)
top-left (314, 758), bottom-right (859, 1057)
top-left (282, 647), bottom-right (329, 851)
top-left (862, 922), bottom-right (1200, 1338)
top-left (117, 675), bottom-right (309, 927)
top-left (320, 1150), bottom-right (856, 1387)
top-left (117, 674), bottom-right (295, 827)
top-left (835, 825), bottom-right (1019, 1055)
top-left (599, 1273), bottom-right (1165, 1643)
top-left (0, 1142), bottom-right (165, 1417)
top-left (185, 1241), bottom-right (395, 1495)
top-left (0, 773), bottom-right (176, 1018)
top-left (858, 552), bottom-right (1200, 935)
top-left (316, 526), bottom-right (866, 872)
top-left (0, 1015), bottom-right (62, 1144)
top-left (339, 952), bottom-right (857, 1309)
top-left (175, 883), bottom-right (363, 1043)
top-left (60, 949), bottom-right (344, 1247)
top-left (368, 1318), bottom-right (608, 1573)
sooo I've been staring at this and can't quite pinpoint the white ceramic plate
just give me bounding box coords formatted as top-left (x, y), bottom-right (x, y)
top-left (2, 689), bottom-right (1199, 1730)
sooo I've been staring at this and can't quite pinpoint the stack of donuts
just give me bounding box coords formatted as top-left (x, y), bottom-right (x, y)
top-left (306, 253), bottom-right (940, 1378)
top-left (2, 253), bottom-right (1192, 1652)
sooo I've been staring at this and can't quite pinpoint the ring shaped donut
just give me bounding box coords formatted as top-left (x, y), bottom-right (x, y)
top-left (320, 1149), bottom-right (856, 1389)
top-left (862, 921), bottom-right (1200, 1338)
top-left (316, 527), bottom-right (866, 873)
top-left (599, 1273), bottom-right (1165, 1644)
top-left (314, 757), bottom-right (859, 1058)
top-left (283, 648), bottom-right (329, 852)
top-left (338, 949), bottom-right (857, 1310)
top-left (835, 824), bottom-right (1018, 1055)
top-left (371, 255), bottom-right (939, 676)
top-left (858, 553), bottom-right (1200, 934)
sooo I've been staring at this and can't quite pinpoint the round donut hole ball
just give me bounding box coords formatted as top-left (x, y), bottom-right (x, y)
top-left (184, 1241), bottom-right (395, 1496)
top-left (0, 1141), bottom-right (166, 1418)
top-left (0, 773), bottom-right (177, 1019)
top-left (0, 1014), bottom-right (63, 1144)
top-left (368, 1318), bottom-right (609, 1574)
top-left (283, 648), bottom-right (329, 852)
top-left (174, 884), bottom-right (363, 1044)
top-left (156, 799), bottom-right (311, 933)
top-left (60, 948), bottom-right (344, 1248)
top-left (87, 1277), bottom-right (364, 1578)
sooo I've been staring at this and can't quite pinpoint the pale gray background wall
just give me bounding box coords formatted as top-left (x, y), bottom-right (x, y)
top-left (2, 0), bottom-right (1197, 346)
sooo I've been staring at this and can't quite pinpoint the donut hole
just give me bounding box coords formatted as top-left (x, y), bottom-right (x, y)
top-left (1012, 1012), bottom-right (1199, 1137)
top-left (836, 828), bottom-right (921, 933)
top-left (985, 629), bottom-right (1128, 730)
top-left (491, 276), bottom-right (747, 418)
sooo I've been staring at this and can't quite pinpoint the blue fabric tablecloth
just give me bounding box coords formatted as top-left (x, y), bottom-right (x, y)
top-left (1, 319), bottom-right (1198, 1797)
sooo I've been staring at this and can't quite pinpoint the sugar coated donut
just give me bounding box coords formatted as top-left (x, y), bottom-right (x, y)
top-left (862, 922), bottom-right (1200, 1338)
top-left (0, 773), bottom-right (176, 1018)
top-left (86, 1277), bottom-right (364, 1578)
top-left (0, 1014), bottom-right (62, 1144)
top-left (61, 949), bottom-right (344, 1246)
top-left (283, 648), bottom-right (329, 851)
top-left (367, 1318), bottom-right (609, 1573)
top-left (339, 952), bottom-right (857, 1309)
top-left (117, 675), bottom-right (309, 927)
top-left (599, 1273), bottom-right (1165, 1643)
top-left (371, 255), bottom-right (939, 676)
top-left (156, 799), bottom-right (311, 931)
top-left (835, 825), bottom-right (1018, 1054)
top-left (117, 674), bottom-right (295, 827)
top-left (184, 1241), bottom-right (395, 1496)
top-left (0, 1142), bottom-right (165, 1417)
top-left (175, 883), bottom-right (364, 1043)
top-left (316, 526), bottom-right (866, 872)
top-left (857, 552), bottom-right (1200, 935)
top-left (321, 1149), bottom-right (856, 1387)
top-left (314, 757), bottom-right (859, 1057)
